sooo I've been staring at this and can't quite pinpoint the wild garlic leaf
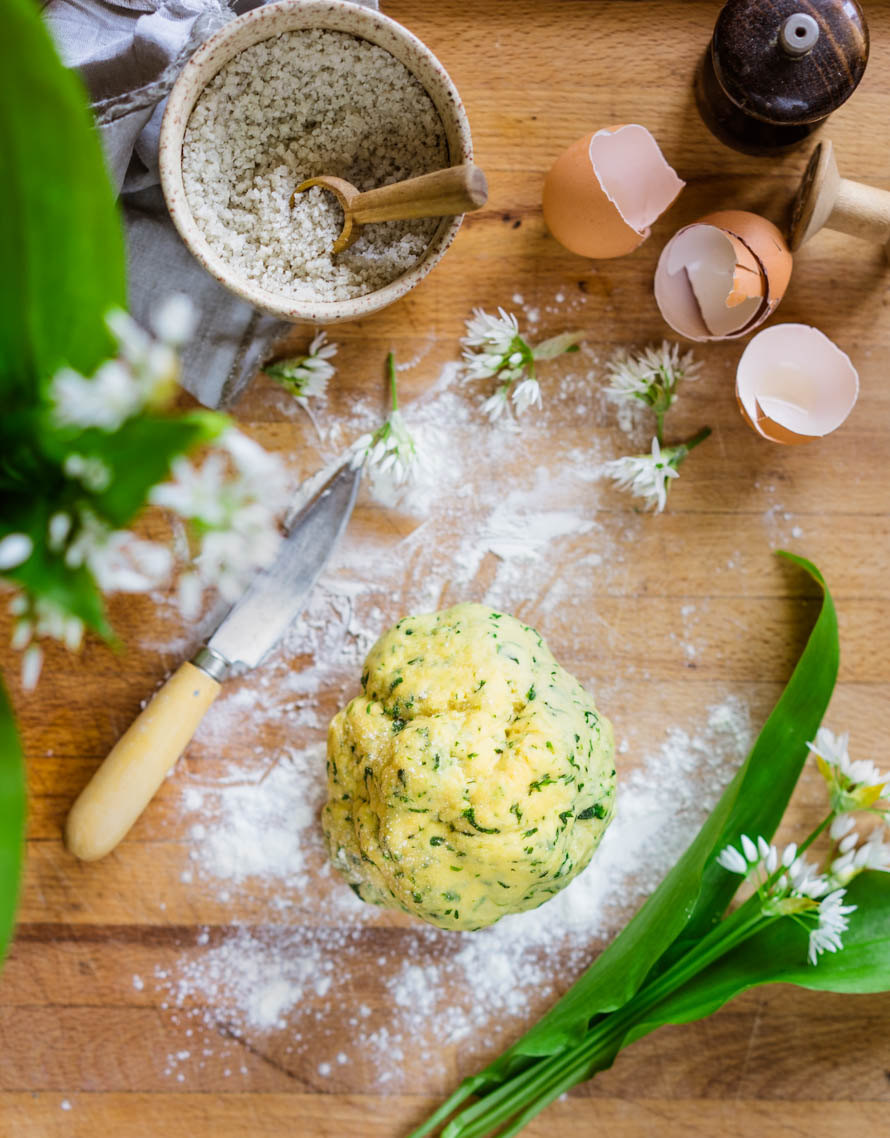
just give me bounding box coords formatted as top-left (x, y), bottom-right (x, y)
top-left (661, 552), bottom-right (839, 965)
top-left (620, 870), bottom-right (890, 1050)
top-left (0, 0), bottom-right (126, 398)
top-left (44, 411), bottom-right (228, 528)
top-left (0, 678), bottom-right (25, 967)
top-left (531, 331), bottom-right (584, 361)
top-left (470, 552), bottom-right (837, 1073)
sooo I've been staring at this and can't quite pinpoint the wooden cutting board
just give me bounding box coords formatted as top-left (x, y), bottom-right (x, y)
top-left (1, 2), bottom-right (889, 1135)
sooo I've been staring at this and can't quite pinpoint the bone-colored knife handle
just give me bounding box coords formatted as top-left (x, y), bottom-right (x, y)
top-left (65, 662), bottom-right (220, 861)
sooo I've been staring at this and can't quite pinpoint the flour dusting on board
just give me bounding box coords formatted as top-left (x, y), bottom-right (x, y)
top-left (144, 319), bottom-right (753, 1088)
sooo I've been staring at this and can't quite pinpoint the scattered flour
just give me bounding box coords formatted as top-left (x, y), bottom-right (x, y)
top-left (142, 308), bottom-right (759, 1089)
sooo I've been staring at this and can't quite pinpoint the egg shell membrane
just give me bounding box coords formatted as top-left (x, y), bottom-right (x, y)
top-left (735, 323), bottom-right (859, 445)
top-left (542, 124), bottom-right (684, 259)
top-left (654, 224), bottom-right (766, 341)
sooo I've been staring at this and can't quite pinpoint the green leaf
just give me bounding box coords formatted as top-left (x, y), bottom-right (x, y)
top-left (663, 552), bottom-right (838, 957)
top-left (449, 551), bottom-right (837, 1099)
top-left (0, 677), bottom-right (26, 966)
top-left (622, 871), bottom-right (890, 1048)
top-left (42, 411), bottom-right (228, 527)
top-left (0, 0), bottom-right (126, 399)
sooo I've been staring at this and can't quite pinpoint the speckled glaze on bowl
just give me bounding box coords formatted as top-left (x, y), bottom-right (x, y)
top-left (159, 0), bottom-right (473, 324)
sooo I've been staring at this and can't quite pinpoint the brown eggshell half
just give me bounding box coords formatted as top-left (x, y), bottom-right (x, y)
top-left (698, 210), bottom-right (793, 317)
top-left (543, 124), bottom-right (685, 259)
top-left (736, 323), bottom-right (859, 446)
top-left (653, 223), bottom-right (766, 341)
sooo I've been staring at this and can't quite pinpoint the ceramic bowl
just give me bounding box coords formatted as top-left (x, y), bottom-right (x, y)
top-left (159, 0), bottom-right (473, 324)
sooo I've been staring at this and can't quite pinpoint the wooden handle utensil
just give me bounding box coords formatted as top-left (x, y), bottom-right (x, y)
top-left (293, 163), bottom-right (488, 253)
top-left (791, 139), bottom-right (890, 259)
top-left (65, 662), bottom-right (220, 861)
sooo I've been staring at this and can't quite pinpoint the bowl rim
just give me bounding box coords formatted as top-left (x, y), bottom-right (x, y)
top-left (159, 0), bottom-right (473, 324)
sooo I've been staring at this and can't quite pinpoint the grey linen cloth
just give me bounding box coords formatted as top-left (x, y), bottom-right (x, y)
top-left (43, 0), bottom-right (378, 407)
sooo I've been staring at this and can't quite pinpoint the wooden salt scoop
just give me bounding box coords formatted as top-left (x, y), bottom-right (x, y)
top-left (292, 163), bottom-right (488, 253)
top-left (791, 139), bottom-right (890, 259)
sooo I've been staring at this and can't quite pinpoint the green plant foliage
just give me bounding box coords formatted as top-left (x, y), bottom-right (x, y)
top-left (492, 553), bottom-right (837, 1066)
top-left (624, 871), bottom-right (890, 1046)
top-left (0, 0), bottom-right (126, 396)
top-left (0, 0), bottom-right (229, 971)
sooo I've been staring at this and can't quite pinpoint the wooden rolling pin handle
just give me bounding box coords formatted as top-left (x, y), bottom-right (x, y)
top-left (828, 177), bottom-right (890, 248)
top-left (350, 163), bottom-right (488, 224)
top-left (64, 661), bottom-right (221, 862)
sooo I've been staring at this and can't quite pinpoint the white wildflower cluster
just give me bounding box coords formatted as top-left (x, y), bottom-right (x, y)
top-left (351, 353), bottom-right (421, 498)
top-left (150, 430), bottom-right (286, 619)
top-left (826, 815), bottom-right (890, 885)
top-left (4, 297), bottom-right (289, 687)
top-left (604, 428), bottom-right (712, 514)
top-left (9, 596), bottom-right (86, 691)
top-left (716, 726), bottom-right (890, 967)
top-left (351, 409), bottom-right (419, 492)
top-left (461, 308), bottom-right (582, 423)
top-left (603, 437), bottom-right (681, 513)
top-left (602, 341), bottom-right (709, 514)
top-left (50, 295), bottom-right (195, 432)
top-left (605, 340), bottom-right (699, 420)
top-left (808, 726), bottom-right (889, 815)
top-left (263, 330), bottom-right (338, 403)
top-left (717, 833), bottom-right (856, 965)
top-left (62, 511), bottom-right (173, 594)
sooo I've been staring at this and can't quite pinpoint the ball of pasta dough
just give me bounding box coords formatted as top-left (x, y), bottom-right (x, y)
top-left (322, 603), bottom-right (616, 931)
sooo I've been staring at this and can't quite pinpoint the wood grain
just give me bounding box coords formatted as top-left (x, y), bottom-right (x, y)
top-left (3, 1), bottom-right (890, 1135)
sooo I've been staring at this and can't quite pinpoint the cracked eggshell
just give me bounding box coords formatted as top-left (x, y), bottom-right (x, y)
top-left (543, 124), bottom-right (685, 259)
top-left (654, 210), bottom-right (792, 342)
top-left (702, 211), bottom-right (792, 320)
top-left (736, 323), bottom-right (859, 445)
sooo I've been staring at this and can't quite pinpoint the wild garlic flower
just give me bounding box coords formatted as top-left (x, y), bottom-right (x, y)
top-left (806, 889), bottom-right (858, 965)
top-left (829, 826), bottom-right (890, 886)
top-left (808, 726), bottom-right (888, 814)
top-left (462, 307), bottom-right (523, 361)
top-left (462, 307), bottom-right (583, 420)
top-left (0, 534), bottom-right (33, 571)
top-left (604, 428), bottom-right (710, 513)
top-left (9, 595), bottom-right (86, 690)
top-left (63, 509), bottom-right (172, 594)
top-left (605, 340), bottom-right (700, 443)
top-left (717, 832), bottom-right (854, 965)
top-left (150, 429), bottom-right (286, 617)
top-left (263, 330), bottom-right (338, 403)
top-left (351, 353), bottom-right (420, 494)
top-left (481, 386), bottom-right (511, 423)
top-left (512, 378), bottom-right (543, 415)
top-left (50, 295), bottom-right (194, 432)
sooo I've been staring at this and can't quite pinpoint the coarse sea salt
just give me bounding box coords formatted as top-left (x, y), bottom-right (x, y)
top-left (143, 320), bottom-right (760, 1089)
top-left (182, 28), bottom-right (447, 302)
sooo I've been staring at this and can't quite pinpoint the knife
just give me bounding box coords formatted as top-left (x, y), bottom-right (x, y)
top-left (65, 460), bottom-right (361, 862)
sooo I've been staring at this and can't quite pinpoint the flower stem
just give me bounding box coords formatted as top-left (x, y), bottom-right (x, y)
top-left (680, 425), bottom-right (711, 454)
top-left (387, 351), bottom-right (398, 411)
top-left (796, 813), bottom-right (833, 859)
top-left (438, 902), bottom-right (776, 1137)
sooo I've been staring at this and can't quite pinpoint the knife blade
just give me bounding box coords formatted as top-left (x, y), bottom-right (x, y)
top-left (65, 458), bottom-right (362, 861)
top-left (199, 459), bottom-right (361, 674)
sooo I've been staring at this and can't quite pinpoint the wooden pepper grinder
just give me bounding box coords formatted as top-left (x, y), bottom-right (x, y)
top-left (695, 0), bottom-right (869, 156)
